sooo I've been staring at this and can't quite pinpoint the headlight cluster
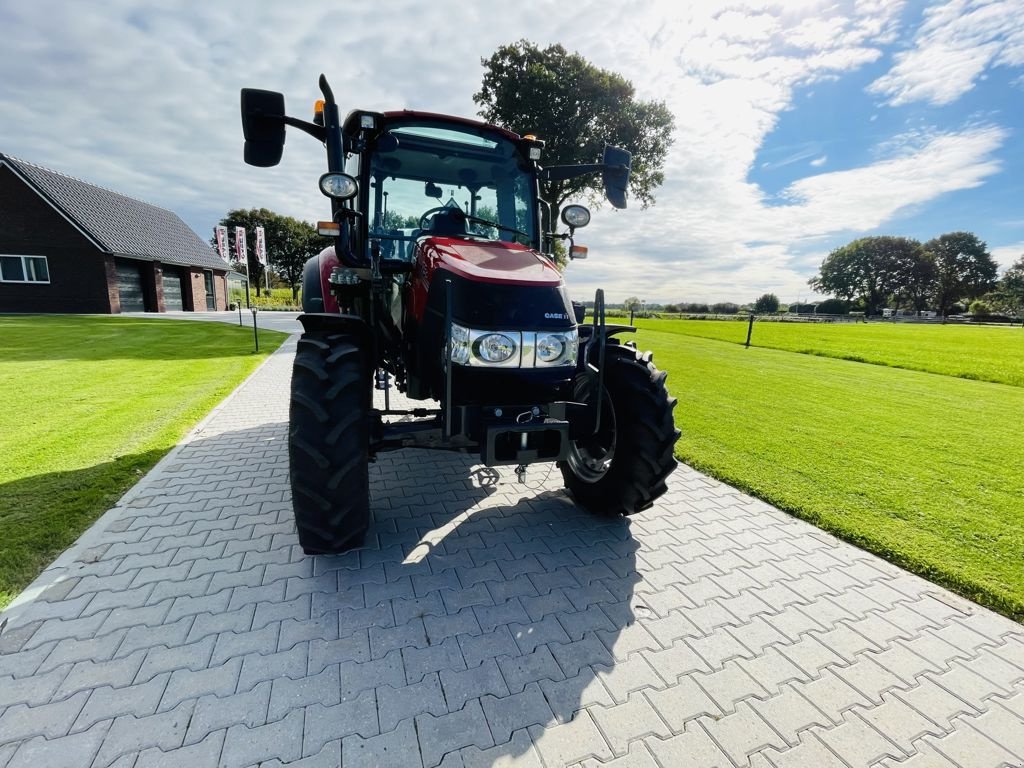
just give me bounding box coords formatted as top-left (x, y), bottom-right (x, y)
top-left (450, 324), bottom-right (577, 368)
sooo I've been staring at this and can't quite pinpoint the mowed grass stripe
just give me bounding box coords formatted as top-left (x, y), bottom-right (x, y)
top-left (0, 316), bottom-right (289, 608)
top-left (636, 318), bottom-right (1024, 388)
top-left (636, 328), bottom-right (1024, 619)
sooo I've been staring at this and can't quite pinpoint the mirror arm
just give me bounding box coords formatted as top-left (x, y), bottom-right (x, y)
top-left (539, 163), bottom-right (604, 182)
top-left (280, 115), bottom-right (327, 142)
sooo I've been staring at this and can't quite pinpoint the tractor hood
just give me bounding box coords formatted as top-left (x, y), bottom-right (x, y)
top-left (421, 237), bottom-right (563, 287)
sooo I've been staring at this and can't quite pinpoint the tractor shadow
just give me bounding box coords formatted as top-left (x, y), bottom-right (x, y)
top-left (320, 447), bottom-right (640, 765)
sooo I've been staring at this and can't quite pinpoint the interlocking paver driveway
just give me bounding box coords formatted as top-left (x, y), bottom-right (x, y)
top-left (2, 336), bottom-right (1022, 768)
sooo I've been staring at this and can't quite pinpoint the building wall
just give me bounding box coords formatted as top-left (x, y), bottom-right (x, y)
top-left (0, 166), bottom-right (112, 313)
top-left (186, 268), bottom-right (228, 311)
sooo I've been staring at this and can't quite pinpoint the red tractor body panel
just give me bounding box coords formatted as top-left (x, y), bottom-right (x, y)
top-left (409, 237), bottom-right (563, 323)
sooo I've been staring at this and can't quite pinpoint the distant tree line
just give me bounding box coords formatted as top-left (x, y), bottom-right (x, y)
top-left (808, 231), bottom-right (1021, 318)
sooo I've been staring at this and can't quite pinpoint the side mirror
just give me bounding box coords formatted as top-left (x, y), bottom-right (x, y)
top-left (602, 144), bottom-right (632, 210)
top-left (425, 182), bottom-right (443, 199)
top-left (241, 89), bottom-right (286, 167)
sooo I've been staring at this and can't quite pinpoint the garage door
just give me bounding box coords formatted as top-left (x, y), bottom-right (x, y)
top-left (116, 261), bottom-right (146, 312)
top-left (162, 268), bottom-right (184, 311)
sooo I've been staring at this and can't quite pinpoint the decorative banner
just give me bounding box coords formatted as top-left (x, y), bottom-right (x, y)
top-left (214, 225), bottom-right (228, 260)
top-left (255, 226), bottom-right (268, 266)
top-left (235, 226), bottom-right (248, 263)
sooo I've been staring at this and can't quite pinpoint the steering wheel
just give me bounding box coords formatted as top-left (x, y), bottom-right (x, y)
top-left (419, 206), bottom-right (454, 229)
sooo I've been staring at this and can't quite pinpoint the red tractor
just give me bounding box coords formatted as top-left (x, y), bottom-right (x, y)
top-left (241, 76), bottom-right (679, 554)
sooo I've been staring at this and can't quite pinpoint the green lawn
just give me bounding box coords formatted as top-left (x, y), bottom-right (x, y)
top-left (0, 316), bottom-right (288, 608)
top-left (636, 318), bottom-right (1024, 387)
top-left (637, 328), bottom-right (1024, 620)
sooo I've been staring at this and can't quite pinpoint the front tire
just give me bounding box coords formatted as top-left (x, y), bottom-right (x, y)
top-left (289, 332), bottom-right (371, 554)
top-left (560, 343), bottom-right (679, 515)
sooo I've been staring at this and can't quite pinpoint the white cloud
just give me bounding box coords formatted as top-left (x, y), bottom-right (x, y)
top-left (992, 241), bottom-right (1024, 269)
top-left (810, 155), bottom-right (827, 166)
top-left (0, 0), bottom-right (1012, 305)
top-left (868, 0), bottom-right (1024, 106)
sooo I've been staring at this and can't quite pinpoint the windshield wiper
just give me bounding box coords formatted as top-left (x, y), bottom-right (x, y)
top-left (464, 215), bottom-right (531, 242)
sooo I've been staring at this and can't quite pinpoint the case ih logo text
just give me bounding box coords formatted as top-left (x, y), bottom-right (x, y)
top-left (545, 312), bottom-right (569, 320)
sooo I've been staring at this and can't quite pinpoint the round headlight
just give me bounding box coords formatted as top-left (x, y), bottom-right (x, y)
top-left (475, 333), bottom-right (517, 363)
top-left (536, 334), bottom-right (565, 362)
top-left (319, 172), bottom-right (359, 200)
top-left (561, 205), bottom-right (591, 229)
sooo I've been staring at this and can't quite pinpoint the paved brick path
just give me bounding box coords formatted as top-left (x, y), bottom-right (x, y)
top-left (2, 336), bottom-right (1022, 767)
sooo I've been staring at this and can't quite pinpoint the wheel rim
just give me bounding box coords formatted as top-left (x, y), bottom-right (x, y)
top-left (567, 388), bottom-right (616, 482)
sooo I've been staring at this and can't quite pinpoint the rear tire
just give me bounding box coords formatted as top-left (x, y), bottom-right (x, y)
top-left (559, 343), bottom-right (680, 515)
top-left (289, 332), bottom-right (371, 554)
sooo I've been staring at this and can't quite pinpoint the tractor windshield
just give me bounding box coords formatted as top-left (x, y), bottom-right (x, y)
top-left (362, 120), bottom-right (537, 260)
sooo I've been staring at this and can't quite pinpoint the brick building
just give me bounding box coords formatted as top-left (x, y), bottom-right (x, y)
top-left (0, 153), bottom-right (230, 314)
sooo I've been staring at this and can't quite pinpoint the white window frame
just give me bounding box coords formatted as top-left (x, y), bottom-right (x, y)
top-left (0, 254), bottom-right (51, 284)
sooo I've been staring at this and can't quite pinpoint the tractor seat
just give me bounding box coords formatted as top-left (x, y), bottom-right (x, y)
top-left (428, 208), bottom-right (468, 237)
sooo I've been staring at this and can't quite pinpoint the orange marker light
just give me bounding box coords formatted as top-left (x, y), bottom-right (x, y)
top-left (317, 221), bottom-right (341, 236)
top-left (314, 99), bottom-right (325, 116)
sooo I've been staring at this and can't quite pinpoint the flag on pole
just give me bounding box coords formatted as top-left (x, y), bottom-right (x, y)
top-left (235, 227), bottom-right (248, 264)
top-left (255, 226), bottom-right (268, 266)
top-left (214, 225), bottom-right (228, 260)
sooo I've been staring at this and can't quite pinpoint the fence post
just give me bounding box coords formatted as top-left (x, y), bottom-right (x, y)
top-left (630, 308), bottom-right (635, 326)
top-left (745, 313), bottom-right (754, 348)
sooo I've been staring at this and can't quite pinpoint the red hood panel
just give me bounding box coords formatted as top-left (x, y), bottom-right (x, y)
top-left (424, 238), bottom-right (562, 286)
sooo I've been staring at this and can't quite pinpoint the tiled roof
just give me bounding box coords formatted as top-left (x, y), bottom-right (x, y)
top-left (0, 153), bottom-right (231, 272)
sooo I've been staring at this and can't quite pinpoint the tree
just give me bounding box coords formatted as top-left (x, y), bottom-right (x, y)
top-left (809, 236), bottom-right (923, 316)
top-left (711, 302), bottom-right (740, 315)
top-left (622, 297), bottom-right (642, 312)
top-left (215, 208), bottom-right (327, 300)
top-left (992, 255), bottom-right (1024, 318)
top-left (474, 41), bottom-right (674, 234)
top-left (664, 304), bottom-right (680, 314)
top-left (753, 293), bottom-right (780, 313)
top-left (923, 232), bottom-right (998, 317)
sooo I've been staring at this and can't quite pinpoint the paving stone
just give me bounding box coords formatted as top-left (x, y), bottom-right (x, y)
top-left (160, 657), bottom-right (242, 710)
top-left (37, 630), bottom-right (127, 673)
top-left (703, 699), bottom-right (787, 765)
top-left (377, 672), bottom-right (447, 731)
top-left (184, 681), bottom-right (271, 745)
top-left (481, 682), bottom-right (554, 744)
top-left (342, 718), bottom-right (421, 768)
top-left (0, 666), bottom-right (69, 708)
top-left (0, 640), bottom-right (55, 679)
top-left (339, 649), bottom-right (405, 701)
top-left (590, 692), bottom-right (672, 755)
top-left (308, 631), bottom-right (370, 674)
top-left (499, 645), bottom-right (564, 695)
top-left (440, 657), bottom-right (511, 711)
top-left (646, 675), bottom-right (722, 730)
top-left (136, 636), bottom-right (216, 682)
top-left (460, 728), bottom-right (544, 768)
top-left (220, 709), bottom-right (303, 768)
top-left (763, 732), bottom-right (852, 768)
top-left (302, 689), bottom-right (378, 756)
top-left (135, 731), bottom-right (225, 768)
top-left (529, 710), bottom-right (612, 766)
top-left (0, 690), bottom-right (89, 743)
top-left (594, 655), bottom-right (666, 703)
top-left (237, 643), bottom-right (308, 692)
top-left (5, 721), bottom-right (110, 768)
top-left (858, 693), bottom-right (946, 752)
top-left (403, 637), bottom-right (466, 684)
top-left (55, 649), bottom-right (146, 699)
top-left (73, 673), bottom-right (170, 732)
top-left (93, 701), bottom-right (194, 767)
top-left (894, 675), bottom-right (980, 728)
top-left (458, 627), bottom-right (519, 668)
top-left (211, 623), bottom-right (279, 665)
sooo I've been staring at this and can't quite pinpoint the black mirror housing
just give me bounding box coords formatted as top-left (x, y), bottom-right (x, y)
top-left (241, 89), bottom-right (286, 167)
top-left (602, 144), bottom-right (631, 210)
top-left (425, 182), bottom-right (443, 199)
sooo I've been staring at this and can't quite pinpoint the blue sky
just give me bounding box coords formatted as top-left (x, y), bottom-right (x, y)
top-left (1, 0), bottom-right (1022, 304)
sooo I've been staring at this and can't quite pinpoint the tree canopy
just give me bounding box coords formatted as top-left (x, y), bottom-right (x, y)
top-left (753, 293), bottom-right (780, 313)
top-left (809, 236), bottom-right (926, 316)
top-left (992, 255), bottom-right (1024, 318)
top-left (924, 232), bottom-right (998, 317)
top-left (474, 40), bottom-right (674, 230)
top-left (215, 208), bottom-right (326, 300)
